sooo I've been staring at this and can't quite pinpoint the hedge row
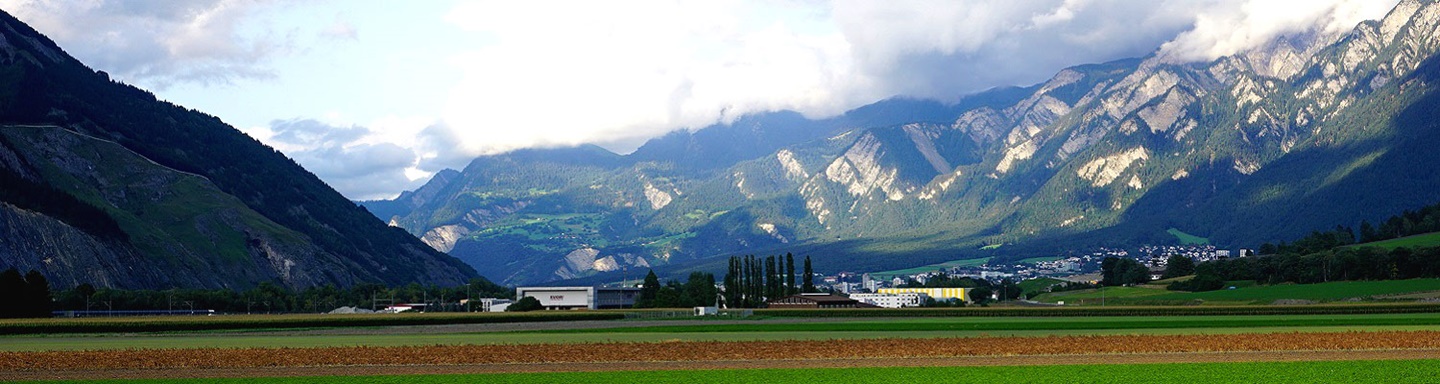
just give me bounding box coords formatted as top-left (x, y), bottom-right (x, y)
top-left (750, 303), bottom-right (1440, 318)
top-left (0, 311), bottom-right (625, 335)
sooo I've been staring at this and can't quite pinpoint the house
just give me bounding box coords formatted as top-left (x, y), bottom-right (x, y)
top-left (1149, 267), bottom-right (1167, 281)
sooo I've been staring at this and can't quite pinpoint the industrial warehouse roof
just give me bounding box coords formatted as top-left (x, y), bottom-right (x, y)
top-left (774, 294), bottom-right (856, 303)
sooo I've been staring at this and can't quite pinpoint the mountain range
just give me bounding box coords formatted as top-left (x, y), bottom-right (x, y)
top-left (0, 10), bottom-right (481, 290)
top-left (365, 0), bottom-right (1440, 285)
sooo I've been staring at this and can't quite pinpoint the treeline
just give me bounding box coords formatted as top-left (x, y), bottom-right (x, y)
top-left (633, 271), bottom-right (719, 309)
top-left (722, 254), bottom-right (816, 308)
top-left (1260, 202), bottom-right (1440, 255)
top-left (0, 268), bottom-right (52, 318)
top-left (47, 278), bottom-right (512, 314)
top-left (1193, 246), bottom-right (1440, 286)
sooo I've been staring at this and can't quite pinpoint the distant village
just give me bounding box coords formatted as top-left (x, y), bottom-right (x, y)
top-left (822, 245), bottom-right (1251, 296)
top-left (484, 244), bottom-right (1256, 312)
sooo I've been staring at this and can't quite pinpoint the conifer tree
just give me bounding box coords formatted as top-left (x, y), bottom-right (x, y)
top-left (802, 256), bottom-right (816, 293)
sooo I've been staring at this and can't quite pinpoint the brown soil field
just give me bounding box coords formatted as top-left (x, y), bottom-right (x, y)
top-left (2, 330), bottom-right (1439, 375)
top-left (6, 349), bottom-right (1440, 381)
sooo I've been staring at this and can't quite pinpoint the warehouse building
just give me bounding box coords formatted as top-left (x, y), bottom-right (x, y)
top-left (849, 292), bottom-right (928, 308)
top-left (766, 293), bottom-right (865, 308)
top-left (514, 286), bottom-right (640, 310)
top-left (877, 287), bottom-right (970, 303)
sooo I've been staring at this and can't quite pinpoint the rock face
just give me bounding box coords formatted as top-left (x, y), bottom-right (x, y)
top-left (0, 125), bottom-right (350, 290)
top-left (367, 0), bottom-right (1440, 284)
top-left (0, 11), bottom-right (482, 290)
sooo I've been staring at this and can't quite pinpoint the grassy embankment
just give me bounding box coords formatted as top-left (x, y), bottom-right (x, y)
top-left (1350, 231), bottom-right (1440, 250)
top-left (1033, 278), bottom-right (1440, 305)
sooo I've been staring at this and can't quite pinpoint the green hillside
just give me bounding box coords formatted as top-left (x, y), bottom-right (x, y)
top-left (1353, 232), bottom-right (1440, 250)
top-left (1035, 279), bottom-right (1440, 305)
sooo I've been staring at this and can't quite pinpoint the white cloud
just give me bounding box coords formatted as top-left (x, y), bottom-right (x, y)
top-left (1158, 0), bottom-right (1399, 62)
top-left (0, 0), bottom-right (286, 88)
top-left (262, 119), bottom-right (428, 200)
top-left (438, 1), bottom-right (869, 156)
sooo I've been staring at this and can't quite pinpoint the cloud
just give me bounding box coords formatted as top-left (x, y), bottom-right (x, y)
top-left (0, 0), bottom-right (287, 88)
top-left (263, 119), bottom-right (424, 200)
top-left (439, 1), bottom-right (866, 156)
top-left (830, 0), bottom-right (1202, 99)
top-left (1158, 0), bottom-right (1398, 62)
top-left (434, 0), bottom-right (1397, 163)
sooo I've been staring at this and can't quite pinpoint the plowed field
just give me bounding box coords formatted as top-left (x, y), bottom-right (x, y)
top-left (4, 330), bottom-right (1439, 372)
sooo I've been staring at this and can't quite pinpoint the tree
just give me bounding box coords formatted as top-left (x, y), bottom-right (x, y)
top-left (636, 270), bottom-right (661, 308)
top-left (1161, 256), bottom-right (1196, 279)
top-left (766, 256), bottom-right (781, 300)
top-left (684, 271), bottom-right (717, 307)
top-left (655, 281), bottom-right (685, 308)
top-left (23, 270), bottom-right (51, 318)
top-left (785, 253), bottom-right (796, 295)
top-left (0, 268), bottom-right (25, 318)
top-left (506, 296), bottom-right (542, 312)
top-left (968, 286), bottom-right (993, 305)
top-left (802, 256), bottom-right (816, 293)
top-left (1101, 257), bottom-right (1149, 286)
top-left (723, 257), bottom-right (740, 308)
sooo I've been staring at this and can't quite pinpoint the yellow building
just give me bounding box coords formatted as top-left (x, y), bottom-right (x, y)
top-left (877, 287), bottom-right (970, 303)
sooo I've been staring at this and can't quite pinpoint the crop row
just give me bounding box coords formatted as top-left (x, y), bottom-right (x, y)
top-left (4, 331), bottom-right (1439, 371)
top-left (752, 303), bottom-right (1440, 317)
top-left (0, 312), bottom-right (625, 335)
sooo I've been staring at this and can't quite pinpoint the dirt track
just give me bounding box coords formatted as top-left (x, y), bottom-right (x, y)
top-left (4, 331), bottom-right (1440, 380)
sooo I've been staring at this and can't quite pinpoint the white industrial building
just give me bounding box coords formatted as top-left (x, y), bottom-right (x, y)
top-left (849, 292), bottom-right (928, 308)
top-left (514, 286), bottom-right (640, 310)
top-left (878, 287), bottom-right (971, 303)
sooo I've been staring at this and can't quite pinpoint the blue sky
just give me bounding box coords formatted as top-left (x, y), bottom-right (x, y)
top-left (1, 0), bottom-right (1398, 199)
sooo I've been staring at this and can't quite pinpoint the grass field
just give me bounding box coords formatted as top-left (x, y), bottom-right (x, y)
top-left (868, 257), bottom-right (991, 279)
top-left (1354, 231), bottom-right (1440, 250)
top-left (17, 359), bottom-right (1440, 383)
top-left (535, 313), bottom-right (1440, 335)
top-left (10, 313), bottom-right (1440, 352)
top-left (1034, 278), bottom-right (1440, 305)
top-left (1167, 228), bottom-right (1210, 245)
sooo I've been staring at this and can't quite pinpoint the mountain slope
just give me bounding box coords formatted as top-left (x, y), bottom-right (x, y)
top-left (0, 10), bottom-right (480, 290)
top-left (369, 0), bottom-right (1440, 284)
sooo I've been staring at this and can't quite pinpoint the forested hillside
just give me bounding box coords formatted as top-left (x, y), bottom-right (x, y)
top-left (0, 10), bottom-right (480, 290)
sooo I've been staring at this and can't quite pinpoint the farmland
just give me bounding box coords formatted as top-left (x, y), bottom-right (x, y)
top-left (1032, 278), bottom-right (1440, 305)
top-left (7, 304), bottom-right (1440, 382)
top-left (5, 330), bottom-right (1440, 382)
top-left (23, 359), bottom-right (1440, 384)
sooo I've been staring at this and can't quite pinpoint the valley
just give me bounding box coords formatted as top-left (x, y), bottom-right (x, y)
top-left (366, 0), bottom-right (1440, 286)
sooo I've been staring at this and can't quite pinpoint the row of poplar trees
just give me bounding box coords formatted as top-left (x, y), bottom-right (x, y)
top-left (723, 253), bottom-right (816, 308)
